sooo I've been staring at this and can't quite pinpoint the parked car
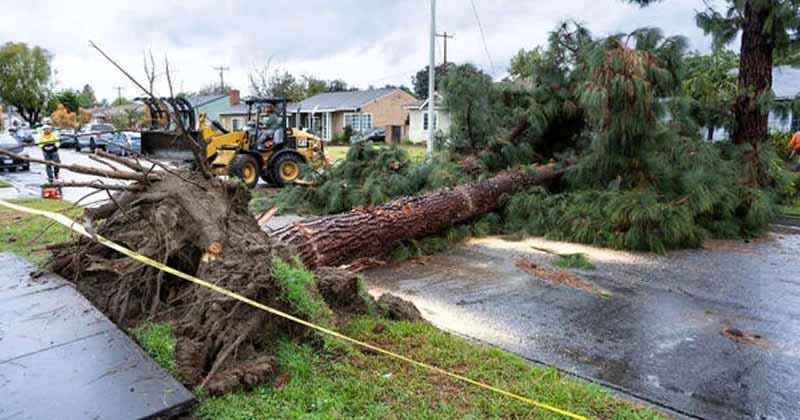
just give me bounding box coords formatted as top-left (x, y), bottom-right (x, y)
top-left (13, 128), bottom-right (35, 145)
top-left (0, 133), bottom-right (30, 172)
top-left (75, 123), bottom-right (116, 152)
top-left (56, 128), bottom-right (78, 149)
top-left (350, 127), bottom-right (386, 144)
top-left (105, 131), bottom-right (141, 156)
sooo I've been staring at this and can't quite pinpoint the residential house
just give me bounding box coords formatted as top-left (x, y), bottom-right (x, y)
top-left (768, 65), bottom-right (800, 132)
top-left (217, 90), bottom-right (250, 132)
top-left (185, 92), bottom-right (233, 123)
top-left (286, 88), bottom-right (417, 143)
top-left (405, 94), bottom-right (451, 144)
top-left (88, 103), bottom-right (145, 125)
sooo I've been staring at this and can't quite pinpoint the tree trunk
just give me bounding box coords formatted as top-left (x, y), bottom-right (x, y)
top-left (707, 124), bottom-right (715, 141)
top-left (271, 166), bottom-right (565, 269)
top-left (733, 1), bottom-right (774, 148)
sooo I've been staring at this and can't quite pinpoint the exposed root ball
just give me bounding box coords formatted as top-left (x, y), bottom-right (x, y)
top-left (50, 172), bottom-right (363, 394)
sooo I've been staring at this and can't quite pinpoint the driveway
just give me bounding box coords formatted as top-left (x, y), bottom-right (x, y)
top-left (364, 227), bottom-right (800, 419)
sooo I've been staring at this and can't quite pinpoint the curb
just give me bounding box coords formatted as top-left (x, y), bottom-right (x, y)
top-left (776, 215), bottom-right (800, 227)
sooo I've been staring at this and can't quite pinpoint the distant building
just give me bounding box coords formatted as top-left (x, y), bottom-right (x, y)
top-left (286, 88), bottom-right (417, 143)
top-left (88, 103), bottom-right (145, 125)
top-left (404, 94), bottom-right (450, 144)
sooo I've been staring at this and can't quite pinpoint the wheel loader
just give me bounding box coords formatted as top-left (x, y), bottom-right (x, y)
top-left (138, 97), bottom-right (329, 188)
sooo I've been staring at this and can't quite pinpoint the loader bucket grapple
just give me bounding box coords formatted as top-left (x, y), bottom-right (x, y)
top-left (138, 97), bottom-right (201, 161)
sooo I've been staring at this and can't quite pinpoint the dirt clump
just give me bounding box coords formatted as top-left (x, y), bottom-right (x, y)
top-left (314, 266), bottom-right (374, 314)
top-left (378, 293), bottom-right (424, 322)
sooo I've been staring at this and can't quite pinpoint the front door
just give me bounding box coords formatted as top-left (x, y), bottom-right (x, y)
top-left (391, 125), bottom-right (401, 144)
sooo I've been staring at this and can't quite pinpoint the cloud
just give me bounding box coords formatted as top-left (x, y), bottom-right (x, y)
top-left (0, 0), bottom-right (717, 101)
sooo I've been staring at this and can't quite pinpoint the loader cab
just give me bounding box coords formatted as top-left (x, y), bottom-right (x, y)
top-left (244, 98), bottom-right (289, 151)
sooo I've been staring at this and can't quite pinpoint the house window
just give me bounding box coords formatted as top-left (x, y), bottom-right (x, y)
top-left (423, 111), bottom-right (438, 130)
top-left (344, 112), bottom-right (373, 132)
top-left (231, 118), bottom-right (242, 131)
top-left (792, 111), bottom-right (800, 132)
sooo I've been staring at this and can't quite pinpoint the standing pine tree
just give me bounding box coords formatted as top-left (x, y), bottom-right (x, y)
top-left (631, 0), bottom-right (800, 185)
top-left (576, 28), bottom-right (688, 188)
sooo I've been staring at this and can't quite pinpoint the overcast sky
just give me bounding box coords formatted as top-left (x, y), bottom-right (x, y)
top-left (0, 0), bottom-right (724, 102)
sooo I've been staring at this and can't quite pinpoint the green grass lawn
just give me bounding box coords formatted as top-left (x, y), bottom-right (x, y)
top-left (0, 198), bottom-right (78, 265)
top-left (327, 144), bottom-right (427, 163)
top-left (781, 200), bottom-right (800, 217)
top-left (133, 317), bottom-right (663, 420)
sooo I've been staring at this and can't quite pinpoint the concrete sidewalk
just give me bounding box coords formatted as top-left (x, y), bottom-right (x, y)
top-left (0, 253), bottom-right (193, 420)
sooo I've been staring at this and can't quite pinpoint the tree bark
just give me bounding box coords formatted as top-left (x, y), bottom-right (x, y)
top-left (271, 165), bottom-right (565, 269)
top-left (733, 2), bottom-right (774, 148)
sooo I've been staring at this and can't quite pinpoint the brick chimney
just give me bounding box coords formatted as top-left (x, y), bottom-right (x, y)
top-left (229, 89), bottom-right (240, 106)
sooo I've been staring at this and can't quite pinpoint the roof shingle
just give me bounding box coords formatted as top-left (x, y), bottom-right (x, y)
top-left (287, 88), bottom-right (399, 112)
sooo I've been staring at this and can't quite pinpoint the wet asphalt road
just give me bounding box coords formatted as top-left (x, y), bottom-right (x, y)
top-left (0, 146), bottom-right (130, 203)
top-left (364, 228), bottom-right (800, 419)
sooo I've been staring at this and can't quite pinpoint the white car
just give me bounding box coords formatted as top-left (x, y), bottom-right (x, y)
top-left (76, 123), bottom-right (116, 152)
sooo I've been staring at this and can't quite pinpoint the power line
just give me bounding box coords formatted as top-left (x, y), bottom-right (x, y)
top-left (469, 0), bottom-right (495, 76)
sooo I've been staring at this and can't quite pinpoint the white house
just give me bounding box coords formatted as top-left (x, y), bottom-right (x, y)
top-left (404, 94), bottom-right (451, 144)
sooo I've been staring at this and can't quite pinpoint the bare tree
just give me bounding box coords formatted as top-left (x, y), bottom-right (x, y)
top-left (143, 48), bottom-right (163, 96)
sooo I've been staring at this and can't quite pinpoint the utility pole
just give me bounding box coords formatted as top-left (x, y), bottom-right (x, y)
top-left (427, 0), bottom-right (436, 159)
top-left (113, 86), bottom-right (125, 104)
top-left (435, 31), bottom-right (454, 70)
top-left (212, 65), bottom-right (230, 92)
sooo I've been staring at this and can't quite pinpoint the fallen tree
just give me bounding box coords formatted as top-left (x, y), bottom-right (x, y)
top-left (1, 43), bottom-right (570, 395)
top-left (273, 165), bottom-right (565, 269)
top-left (3, 147), bottom-right (563, 393)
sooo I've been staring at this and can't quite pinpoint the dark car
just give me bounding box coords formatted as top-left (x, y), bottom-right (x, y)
top-left (350, 127), bottom-right (386, 144)
top-left (56, 128), bottom-right (79, 149)
top-left (105, 131), bottom-right (141, 156)
top-left (0, 133), bottom-right (30, 172)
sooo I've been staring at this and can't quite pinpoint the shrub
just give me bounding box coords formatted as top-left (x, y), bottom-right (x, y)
top-left (770, 131), bottom-right (793, 161)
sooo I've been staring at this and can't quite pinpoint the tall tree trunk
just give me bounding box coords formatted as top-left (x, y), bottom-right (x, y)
top-left (733, 1), bottom-right (774, 148)
top-left (271, 166), bottom-right (565, 269)
top-left (733, 1), bottom-right (775, 187)
top-left (707, 123), bottom-right (715, 141)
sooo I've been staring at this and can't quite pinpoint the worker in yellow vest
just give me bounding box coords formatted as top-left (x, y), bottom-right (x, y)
top-left (36, 125), bottom-right (61, 182)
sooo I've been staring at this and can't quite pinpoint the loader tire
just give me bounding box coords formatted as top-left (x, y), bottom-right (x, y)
top-left (229, 154), bottom-right (260, 189)
top-left (270, 153), bottom-right (302, 187)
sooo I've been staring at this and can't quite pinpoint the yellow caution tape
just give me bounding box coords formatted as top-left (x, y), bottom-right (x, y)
top-left (0, 199), bottom-right (589, 420)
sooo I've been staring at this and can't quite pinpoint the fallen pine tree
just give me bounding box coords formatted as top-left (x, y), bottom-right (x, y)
top-left (0, 144), bottom-right (564, 393)
top-left (272, 165), bottom-right (565, 269)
